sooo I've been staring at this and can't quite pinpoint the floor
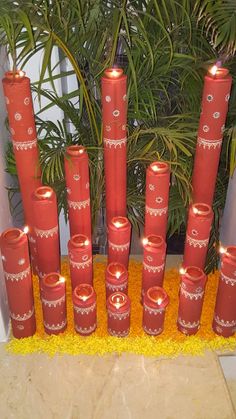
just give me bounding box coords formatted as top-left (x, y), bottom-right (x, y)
top-left (0, 255), bottom-right (235, 419)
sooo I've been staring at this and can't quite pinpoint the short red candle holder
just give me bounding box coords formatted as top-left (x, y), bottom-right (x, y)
top-left (68, 234), bottom-right (93, 290)
top-left (183, 203), bottom-right (213, 270)
top-left (142, 286), bottom-right (169, 335)
top-left (105, 262), bottom-right (128, 301)
top-left (0, 228), bottom-right (36, 338)
top-left (141, 235), bottom-right (166, 301)
top-left (72, 284), bottom-right (97, 335)
top-left (108, 216), bottom-right (131, 269)
top-left (41, 272), bottom-right (67, 335)
top-left (177, 266), bottom-right (207, 335)
top-left (107, 292), bottom-right (131, 337)
top-left (213, 246), bottom-right (236, 337)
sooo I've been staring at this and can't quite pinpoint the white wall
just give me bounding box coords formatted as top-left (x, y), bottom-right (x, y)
top-left (0, 47), bottom-right (12, 341)
top-left (220, 171), bottom-right (236, 246)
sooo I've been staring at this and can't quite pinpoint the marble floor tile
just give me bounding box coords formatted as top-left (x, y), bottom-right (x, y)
top-left (0, 345), bottom-right (235, 419)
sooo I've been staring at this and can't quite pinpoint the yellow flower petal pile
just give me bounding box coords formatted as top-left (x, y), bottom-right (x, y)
top-left (6, 259), bottom-right (236, 357)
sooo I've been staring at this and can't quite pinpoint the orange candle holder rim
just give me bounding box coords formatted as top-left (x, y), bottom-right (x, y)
top-left (107, 262), bottom-right (127, 277)
top-left (1, 228), bottom-right (25, 245)
top-left (111, 216), bottom-right (130, 229)
top-left (109, 292), bottom-right (128, 308)
top-left (144, 234), bottom-right (165, 248)
top-left (147, 286), bottom-right (169, 307)
top-left (224, 246), bottom-right (236, 261)
top-left (70, 234), bottom-right (89, 248)
top-left (34, 186), bottom-right (54, 200)
top-left (149, 161), bottom-right (169, 174)
top-left (207, 66), bottom-right (229, 79)
top-left (192, 203), bottom-right (212, 217)
top-left (66, 145), bottom-right (85, 157)
top-left (103, 68), bottom-right (124, 79)
top-left (5, 70), bottom-right (26, 80)
top-left (183, 266), bottom-right (205, 282)
top-left (43, 272), bottom-right (64, 288)
top-left (74, 283), bottom-right (94, 301)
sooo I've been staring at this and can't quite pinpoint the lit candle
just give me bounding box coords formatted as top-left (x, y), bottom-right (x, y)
top-left (107, 292), bottom-right (131, 337)
top-left (212, 246), bottom-right (236, 337)
top-left (68, 234), bottom-right (93, 290)
top-left (105, 262), bottom-right (128, 300)
top-left (108, 216), bottom-right (131, 268)
top-left (72, 284), bottom-right (97, 335)
top-left (177, 266), bottom-right (207, 335)
top-left (192, 64), bottom-right (232, 206)
top-left (142, 234), bottom-right (167, 302)
top-left (102, 68), bottom-right (127, 225)
top-left (0, 228), bottom-right (36, 338)
top-left (2, 70), bottom-right (42, 273)
top-left (143, 286), bottom-right (169, 335)
top-left (41, 272), bottom-right (67, 335)
top-left (32, 186), bottom-right (60, 282)
top-left (64, 145), bottom-right (91, 241)
top-left (145, 161), bottom-right (170, 240)
top-left (183, 203), bottom-right (213, 270)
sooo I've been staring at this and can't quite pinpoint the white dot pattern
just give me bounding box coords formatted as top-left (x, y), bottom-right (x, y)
top-left (28, 127), bottom-right (33, 135)
top-left (207, 94), bottom-right (213, 102)
top-left (203, 125), bottom-right (209, 133)
top-left (14, 113), bottom-right (22, 121)
top-left (213, 112), bottom-right (220, 119)
top-left (24, 97), bottom-right (30, 105)
top-left (113, 110), bottom-right (120, 117)
top-left (105, 96), bottom-right (111, 102)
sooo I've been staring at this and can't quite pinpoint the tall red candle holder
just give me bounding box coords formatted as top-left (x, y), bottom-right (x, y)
top-left (105, 262), bottom-right (128, 300)
top-left (32, 186), bottom-right (60, 281)
top-left (107, 292), bottom-right (131, 337)
top-left (183, 203), bottom-right (213, 270)
top-left (212, 246), bottom-right (236, 337)
top-left (72, 284), bottom-right (97, 335)
top-left (41, 272), bottom-right (67, 335)
top-left (192, 65), bottom-right (232, 206)
top-left (102, 68), bottom-right (127, 225)
top-left (108, 216), bottom-right (131, 268)
top-left (142, 235), bottom-right (166, 301)
top-left (0, 228), bottom-right (36, 338)
top-left (143, 286), bottom-right (169, 335)
top-left (64, 145), bottom-right (91, 240)
top-left (177, 266), bottom-right (207, 335)
top-left (145, 162), bottom-right (170, 239)
top-left (68, 234), bottom-right (93, 290)
top-left (2, 70), bottom-right (42, 270)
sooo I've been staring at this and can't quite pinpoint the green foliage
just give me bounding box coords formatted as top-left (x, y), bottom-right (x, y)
top-left (1, 0), bottom-right (236, 271)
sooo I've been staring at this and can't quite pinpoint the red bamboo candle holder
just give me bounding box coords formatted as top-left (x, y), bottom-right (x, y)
top-left (32, 186), bottom-right (60, 281)
top-left (212, 246), bottom-right (236, 337)
top-left (145, 161), bottom-right (170, 239)
top-left (2, 70), bottom-right (42, 270)
top-left (183, 203), bottom-right (213, 270)
top-left (0, 228), bottom-right (36, 338)
top-left (41, 273), bottom-right (67, 335)
top-left (107, 292), bottom-right (131, 337)
top-left (142, 235), bottom-right (166, 301)
top-left (177, 266), bottom-right (207, 335)
top-left (192, 65), bottom-right (232, 206)
top-left (102, 68), bottom-right (127, 225)
top-left (143, 286), bottom-right (169, 335)
top-left (72, 284), bottom-right (97, 335)
top-left (108, 216), bottom-right (131, 268)
top-left (68, 234), bottom-right (93, 290)
top-left (64, 145), bottom-right (92, 240)
top-left (105, 262), bottom-right (128, 301)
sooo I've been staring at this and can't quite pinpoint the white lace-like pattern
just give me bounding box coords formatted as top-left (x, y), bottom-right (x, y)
top-left (143, 262), bottom-right (165, 273)
top-left (145, 205), bottom-right (168, 216)
top-left (73, 302), bottom-right (96, 315)
top-left (108, 328), bottom-right (129, 337)
top-left (5, 266), bottom-right (31, 282)
top-left (106, 282), bottom-right (127, 292)
top-left (42, 295), bottom-right (66, 308)
top-left (108, 310), bottom-right (130, 321)
top-left (12, 139), bottom-right (37, 150)
top-left (197, 136), bottom-right (222, 150)
top-left (103, 138), bottom-right (127, 148)
top-left (69, 257), bottom-right (92, 270)
top-left (220, 272), bottom-right (236, 286)
top-left (143, 303), bottom-right (164, 315)
top-left (35, 226), bottom-right (58, 238)
top-left (180, 284), bottom-right (204, 300)
top-left (11, 307), bottom-right (34, 321)
top-left (143, 325), bottom-right (163, 335)
top-left (186, 234), bottom-right (209, 248)
top-left (178, 317), bottom-right (200, 329)
top-left (44, 319), bottom-right (67, 331)
top-left (108, 241), bottom-right (130, 252)
top-left (214, 315), bottom-right (236, 328)
top-left (68, 198), bottom-right (90, 210)
top-left (75, 323), bottom-right (96, 334)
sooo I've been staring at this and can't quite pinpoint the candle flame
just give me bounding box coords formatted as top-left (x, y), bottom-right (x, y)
top-left (18, 70), bottom-right (25, 78)
top-left (151, 165), bottom-right (159, 172)
top-left (179, 267), bottom-right (186, 275)
top-left (143, 238), bottom-right (149, 246)
top-left (192, 207), bottom-right (199, 215)
top-left (23, 225), bottom-right (29, 234)
top-left (84, 239), bottom-right (89, 246)
top-left (219, 245), bottom-right (226, 255)
top-left (59, 276), bottom-right (66, 283)
top-left (79, 149), bottom-right (84, 154)
top-left (111, 69), bottom-right (120, 78)
top-left (157, 298), bottom-right (162, 305)
top-left (210, 65), bottom-right (218, 76)
top-left (115, 271), bottom-right (121, 279)
top-left (114, 221), bottom-right (123, 228)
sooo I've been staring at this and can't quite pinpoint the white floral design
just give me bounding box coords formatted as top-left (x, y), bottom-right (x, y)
top-left (35, 226), bottom-right (58, 238)
top-left (12, 139), bottom-right (37, 151)
top-left (213, 112), bottom-right (220, 119)
top-left (105, 95), bottom-right (111, 102)
top-left (105, 125), bottom-right (111, 132)
top-left (113, 110), bottom-right (120, 117)
top-left (206, 94), bottom-right (213, 102)
top-left (18, 258), bottom-right (25, 266)
top-left (104, 138), bottom-right (127, 148)
top-left (149, 184), bottom-right (155, 191)
top-left (14, 113), bottom-right (22, 121)
top-left (73, 174), bottom-right (80, 181)
top-left (24, 97), bottom-right (30, 105)
top-left (68, 198), bottom-right (90, 210)
top-left (203, 125), bottom-right (209, 133)
top-left (155, 196), bottom-right (163, 204)
top-left (44, 319), bottom-right (67, 331)
top-left (75, 323), bottom-right (96, 335)
top-left (145, 205), bottom-right (168, 216)
top-left (27, 127), bottom-right (33, 135)
top-left (191, 229), bottom-right (198, 236)
top-left (147, 256), bottom-right (153, 262)
top-left (197, 137), bottom-right (222, 150)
